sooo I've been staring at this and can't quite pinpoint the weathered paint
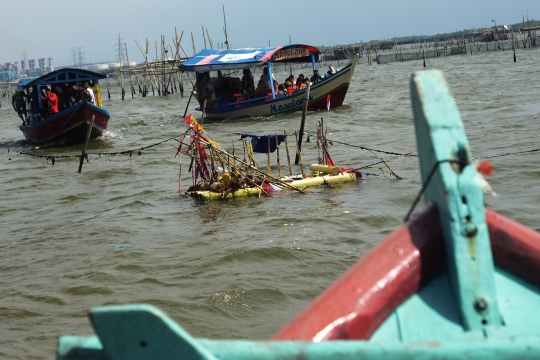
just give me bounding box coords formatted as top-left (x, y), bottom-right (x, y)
top-left (410, 70), bottom-right (502, 330)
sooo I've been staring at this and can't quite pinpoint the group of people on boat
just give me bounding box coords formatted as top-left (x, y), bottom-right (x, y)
top-left (195, 66), bottom-right (333, 111)
top-left (12, 81), bottom-right (97, 126)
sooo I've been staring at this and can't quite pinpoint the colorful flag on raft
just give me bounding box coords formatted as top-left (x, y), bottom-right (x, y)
top-left (185, 114), bottom-right (218, 147)
top-left (185, 114), bottom-right (205, 133)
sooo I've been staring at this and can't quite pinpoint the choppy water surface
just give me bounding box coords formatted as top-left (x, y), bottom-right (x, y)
top-left (1, 48), bottom-right (539, 358)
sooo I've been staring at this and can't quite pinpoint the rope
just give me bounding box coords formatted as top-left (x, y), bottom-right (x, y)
top-left (203, 127), bottom-right (413, 157)
top-left (11, 136), bottom-right (178, 164)
top-left (482, 148), bottom-right (540, 159)
top-left (404, 159), bottom-right (466, 222)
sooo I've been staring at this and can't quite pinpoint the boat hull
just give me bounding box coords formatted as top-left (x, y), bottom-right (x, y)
top-left (19, 102), bottom-right (110, 144)
top-left (202, 55), bottom-right (358, 119)
top-left (273, 205), bottom-right (540, 341)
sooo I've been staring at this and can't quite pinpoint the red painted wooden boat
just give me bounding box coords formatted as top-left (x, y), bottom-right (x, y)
top-left (20, 101), bottom-right (109, 144)
top-left (16, 68), bottom-right (110, 144)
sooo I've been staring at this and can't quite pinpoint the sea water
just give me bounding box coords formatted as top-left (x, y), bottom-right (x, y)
top-left (0, 47), bottom-right (539, 358)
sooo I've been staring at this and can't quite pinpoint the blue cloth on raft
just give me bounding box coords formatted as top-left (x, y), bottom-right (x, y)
top-left (240, 134), bottom-right (285, 153)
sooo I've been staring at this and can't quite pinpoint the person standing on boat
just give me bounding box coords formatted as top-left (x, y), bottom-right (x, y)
top-left (12, 86), bottom-right (28, 124)
top-left (79, 84), bottom-right (93, 104)
top-left (71, 82), bottom-right (82, 105)
top-left (195, 72), bottom-right (210, 108)
top-left (83, 82), bottom-right (96, 104)
top-left (260, 67), bottom-right (270, 88)
top-left (310, 69), bottom-right (322, 84)
top-left (40, 85), bottom-right (59, 117)
top-left (241, 69), bottom-right (255, 93)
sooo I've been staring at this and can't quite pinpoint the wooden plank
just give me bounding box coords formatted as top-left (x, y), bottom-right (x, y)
top-left (411, 70), bottom-right (501, 330)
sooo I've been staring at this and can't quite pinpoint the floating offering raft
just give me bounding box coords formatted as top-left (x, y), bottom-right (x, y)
top-left (179, 115), bottom-right (371, 201)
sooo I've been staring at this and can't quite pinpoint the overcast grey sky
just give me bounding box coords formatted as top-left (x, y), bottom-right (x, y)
top-left (1, 0), bottom-right (538, 66)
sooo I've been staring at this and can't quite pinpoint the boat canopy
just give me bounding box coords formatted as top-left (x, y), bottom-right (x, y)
top-left (179, 44), bottom-right (321, 72)
top-left (19, 68), bottom-right (106, 89)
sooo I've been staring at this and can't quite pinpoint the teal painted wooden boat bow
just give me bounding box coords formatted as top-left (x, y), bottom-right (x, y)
top-left (57, 70), bottom-right (540, 359)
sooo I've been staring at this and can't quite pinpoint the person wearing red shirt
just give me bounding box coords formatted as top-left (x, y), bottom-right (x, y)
top-left (41, 85), bottom-right (59, 117)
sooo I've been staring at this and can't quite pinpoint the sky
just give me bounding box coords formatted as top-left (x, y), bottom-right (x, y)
top-left (1, 0), bottom-right (538, 66)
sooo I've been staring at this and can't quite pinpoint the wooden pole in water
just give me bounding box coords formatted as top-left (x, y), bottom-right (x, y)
top-left (183, 87), bottom-right (194, 118)
top-left (200, 99), bottom-right (207, 124)
top-left (267, 135), bottom-right (271, 176)
top-left (118, 33), bottom-right (125, 100)
top-left (206, 28), bottom-right (213, 49)
top-left (295, 82), bottom-right (310, 164)
top-left (105, 76), bottom-right (110, 100)
top-left (276, 133), bottom-right (282, 178)
top-left (78, 115), bottom-right (95, 173)
top-left (202, 26), bottom-right (207, 49)
top-left (144, 38), bottom-right (149, 96)
top-left (512, 29), bottom-right (516, 62)
top-left (294, 132), bottom-right (304, 176)
top-left (124, 43), bottom-right (134, 98)
top-left (284, 130), bottom-right (292, 176)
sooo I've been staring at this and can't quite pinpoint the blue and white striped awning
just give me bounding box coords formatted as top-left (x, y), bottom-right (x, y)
top-left (179, 45), bottom-right (320, 72)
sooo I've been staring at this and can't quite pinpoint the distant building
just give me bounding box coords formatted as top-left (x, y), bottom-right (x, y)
top-left (0, 71), bottom-right (17, 81)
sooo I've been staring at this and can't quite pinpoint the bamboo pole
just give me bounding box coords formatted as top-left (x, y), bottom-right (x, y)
top-left (276, 134), bottom-right (282, 178)
top-left (512, 29), bottom-right (516, 62)
top-left (266, 135), bottom-right (271, 176)
top-left (294, 132), bottom-right (304, 176)
top-left (195, 136), bottom-right (305, 193)
top-left (202, 26), bottom-right (207, 48)
top-left (124, 43), bottom-right (134, 98)
top-left (78, 115), bottom-right (95, 173)
top-left (206, 28), bottom-right (213, 49)
top-left (295, 82), bottom-right (310, 164)
top-left (284, 130), bottom-right (292, 176)
top-left (118, 33), bottom-right (125, 100)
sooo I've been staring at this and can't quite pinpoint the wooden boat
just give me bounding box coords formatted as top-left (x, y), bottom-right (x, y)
top-left (17, 68), bottom-right (110, 144)
top-left (179, 45), bottom-right (358, 120)
top-left (57, 70), bottom-right (540, 359)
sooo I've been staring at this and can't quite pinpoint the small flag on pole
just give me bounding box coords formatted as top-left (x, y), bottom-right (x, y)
top-left (326, 95), bottom-right (331, 111)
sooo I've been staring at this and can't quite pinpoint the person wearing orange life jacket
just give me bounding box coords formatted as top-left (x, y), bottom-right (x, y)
top-left (296, 74), bottom-right (305, 89)
top-left (263, 85), bottom-right (272, 101)
top-left (232, 84), bottom-right (245, 108)
top-left (255, 80), bottom-right (268, 101)
top-left (285, 75), bottom-right (294, 95)
top-left (297, 78), bottom-right (307, 91)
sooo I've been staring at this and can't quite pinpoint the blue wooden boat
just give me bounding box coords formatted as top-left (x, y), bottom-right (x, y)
top-left (179, 45), bottom-right (358, 120)
top-left (56, 70), bottom-right (540, 359)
